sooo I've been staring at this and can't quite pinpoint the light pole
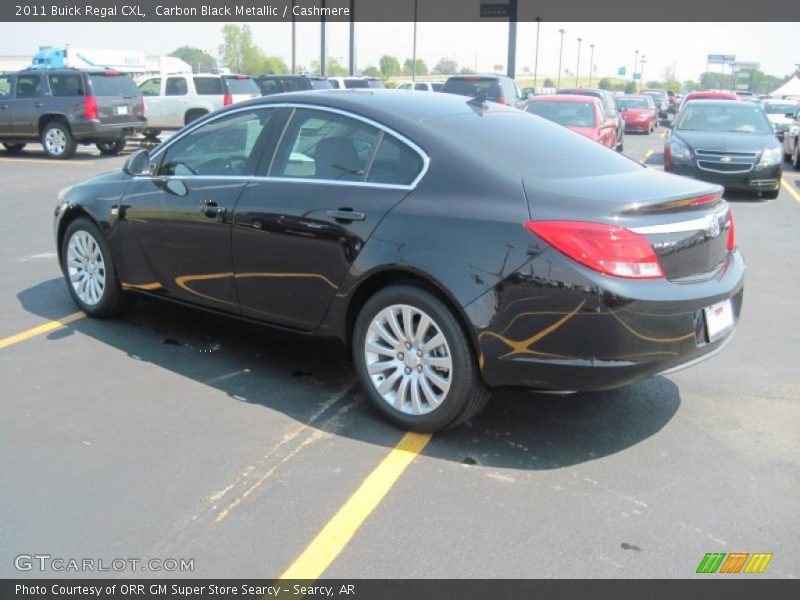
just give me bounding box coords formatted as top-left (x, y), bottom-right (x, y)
top-left (633, 49), bottom-right (639, 88)
top-left (575, 37), bottom-right (582, 87)
top-left (291, 0), bottom-right (296, 73)
top-left (412, 0), bottom-right (418, 81)
top-left (557, 28), bottom-right (565, 89)
top-left (639, 55), bottom-right (647, 87)
top-left (533, 17), bottom-right (541, 87)
top-left (588, 44), bottom-right (595, 87)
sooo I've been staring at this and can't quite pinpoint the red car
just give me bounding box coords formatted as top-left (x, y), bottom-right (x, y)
top-left (616, 94), bottom-right (658, 134)
top-left (677, 91), bottom-right (738, 113)
top-left (522, 94), bottom-right (617, 148)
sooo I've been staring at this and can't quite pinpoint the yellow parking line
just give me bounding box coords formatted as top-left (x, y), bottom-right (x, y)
top-left (0, 312), bottom-right (85, 350)
top-left (640, 150), bottom-right (653, 164)
top-left (0, 158), bottom-right (93, 165)
top-left (279, 431), bottom-right (432, 580)
top-left (781, 178), bottom-right (800, 204)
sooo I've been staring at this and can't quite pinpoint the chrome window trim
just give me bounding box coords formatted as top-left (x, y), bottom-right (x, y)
top-left (146, 102), bottom-right (430, 189)
top-left (631, 206), bottom-right (729, 235)
top-left (132, 174), bottom-right (417, 191)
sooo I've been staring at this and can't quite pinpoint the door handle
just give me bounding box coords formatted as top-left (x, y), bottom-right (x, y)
top-left (199, 201), bottom-right (226, 217)
top-left (34, 102), bottom-right (44, 109)
top-left (0, 104), bottom-right (8, 110)
top-left (326, 208), bottom-right (365, 222)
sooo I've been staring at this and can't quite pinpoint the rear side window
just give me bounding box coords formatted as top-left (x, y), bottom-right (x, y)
top-left (343, 79), bottom-right (369, 89)
top-left (415, 83), bottom-right (428, 91)
top-left (165, 77), bottom-right (188, 96)
top-left (16, 74), bottom-right (42, 98)
top-left (443, 78), bottom-right (501, 100)
top-left (366, 135), bottom-right (423, 185)
top-left (138, 78), bottom-right (161, 96)
top-left (329, 80), bottom-right (340, 89)
top-left (258, 78), bottom-right (283, 95)
top-left (88, 74), bottom-right (139, 97)
top-left (48, 74), bottom-right (84, 97)
top-left (224, 76), bottom-right (259, 95)
top-left (271, 108), bottom-right (380, 181)
top-left (193, 77), bottom-right (223, 95)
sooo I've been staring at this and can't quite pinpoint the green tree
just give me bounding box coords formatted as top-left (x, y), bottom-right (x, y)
top-left (458, 66), bottom-right (476, 75)
top-left (597, 77), bottom-right (613, 90)
top-left (683, 80), bottom-right (700, 92)
top-left (432, 57), bottom-right (458, 75)
top-left (219, 24), bottom-right (255, 74)
top-left (361, 65), bottom-right (380, 78)
top-left (379, 55), bottom-right (401, 80)
top-left (310, 57), bottom-right (347, 77)
top-left (402, 58), bottom-right (428, 76)
top-left (168, 46), bottom-right (216, 72)
top-left (543, 78), bottom-right (555, 87)
top-left (624, 81), bottom-right (637, 93)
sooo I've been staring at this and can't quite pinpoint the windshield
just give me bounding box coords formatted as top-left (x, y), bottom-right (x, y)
top-left (764, 103), bottom-right (798, 115)
top-left (443, 78), bottom-right (501, 99)
top-left (617, 98), bottom-right (649, 110)
top-left (525, 101), bottom-right (597, 127)
top-left (675, 103), bottom-right (773, 134)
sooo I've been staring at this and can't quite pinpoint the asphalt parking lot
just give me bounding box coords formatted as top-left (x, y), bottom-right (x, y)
top-left (1, 128), bottom-right (799, 579)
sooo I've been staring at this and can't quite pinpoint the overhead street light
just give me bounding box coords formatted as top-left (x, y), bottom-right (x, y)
top-left (557, 29), bottom-right (565, 89)
top-left (575, 37), bottom-right (582, 87)
top-left (588, 44), bottom-right (595, 87)
top-left (533, 17), bottom-right (541, 87)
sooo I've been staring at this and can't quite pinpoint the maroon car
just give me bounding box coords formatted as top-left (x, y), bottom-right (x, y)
top-left (617, 95), bottom-right (658, 134)
top-left (522, 95), bottom-right (617, 148)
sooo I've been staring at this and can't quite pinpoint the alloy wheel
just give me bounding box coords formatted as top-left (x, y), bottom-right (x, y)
top-left (364, 304), bottom-right (453, 415)
top-left (45, 128), bottom-right (67, 156)
top-left (66, 230), bottom-right (106, 306)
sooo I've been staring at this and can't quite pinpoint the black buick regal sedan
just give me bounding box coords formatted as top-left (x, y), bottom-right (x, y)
top-left (54, 90), bottom-right (744, 431)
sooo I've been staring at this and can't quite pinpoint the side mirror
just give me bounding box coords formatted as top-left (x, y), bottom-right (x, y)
top-left (123, 149), bottom-right (151, 177)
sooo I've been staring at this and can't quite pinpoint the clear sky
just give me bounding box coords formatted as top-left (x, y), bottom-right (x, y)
top-left (1, 21), bottom-right (798, 82)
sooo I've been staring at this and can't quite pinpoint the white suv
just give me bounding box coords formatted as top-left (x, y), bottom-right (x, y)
top-left (397, 81), bottom-right (444, 92)
top-left (137, 73), bottom-right (259, 137)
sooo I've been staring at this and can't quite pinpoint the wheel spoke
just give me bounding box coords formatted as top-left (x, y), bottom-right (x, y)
top-left (368, 359), bottom-right (398, 375)
top-left (370, 321), bottom-right (399, 347)
top-left (424, 366), bottom-right (450, 393)
top-left (424, 356), bottom-right (451, 370)
top-left (385, 308), bottom-right (405, 343)
top-left (394, 376), bottom-right (410, 410)
top-left (413, 314), bottom-right (431, 345)
top-left (419, 375), bottom-right (441, 409)
top-left (421, 332), bottom-right (446, 354)
top-left (409, 378), bottom-right (423, 414)
top-left (402, 306), bottom-right (415, 342)
top-left (377, 368), bottom-right (403, 396)
top-left (365, 339), bottom-right (394, 358)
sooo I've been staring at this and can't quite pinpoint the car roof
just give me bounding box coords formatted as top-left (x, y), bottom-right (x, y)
top-left (680, 99), bottom-right (750, 106)
top-left (447, 74), bottom-right (510, 80)
top-left (529, 94), bottom-right (599, 104)
top-left (230, 88), bottom-right (519, 124)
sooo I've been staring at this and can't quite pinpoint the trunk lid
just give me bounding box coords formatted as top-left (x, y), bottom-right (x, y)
top-left (523, 168), bottom-right (732, 281)
top-left (87, 72), bottom-right (143, 124)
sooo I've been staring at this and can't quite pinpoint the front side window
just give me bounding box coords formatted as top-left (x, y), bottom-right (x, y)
top-left (159, 109), bottom-right (274, 177)
top-left (16, 75), bottom-right (41, 98)
top-left (165, 77), bottom-right (188, 96)
top-left (138, 78), bottom-right (161, 97)
top-left (0, 75), bottom-right (12, 99)
top-left (271, 108), bottom-right (379, 181)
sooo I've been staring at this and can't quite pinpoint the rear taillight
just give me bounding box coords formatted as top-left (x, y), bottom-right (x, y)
top-left (498, 96), bottom-right (506, 105)
top-left (726, 211), bottom-right (736, 251)
top-left (525, 221), bottom-right (664, 279)
top-left (688, 192), bottom-right (721, 206)
top-left (663, 143), bottom-right (672, 168)
top-left (223, 93), bottom-right (233, 106)
top-left (84, 95), bottom-right (98, 120)
top-left (139, 96), bottom-right (145, 117)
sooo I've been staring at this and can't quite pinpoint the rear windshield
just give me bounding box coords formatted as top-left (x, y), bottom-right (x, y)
top-left (764, 103), bottom-right (798, 115)
top-left (224, 76), bottom-right (259, 95)
top-left (643, 90), bottom-right (667, 100)
top-left (365, 79), bottom-right (386, 89)
top-left (617, 97), bottom-right (650, 110)
top-left (525, 101), bottom-right (597, 127)
top-left (194, 77), bottom-right (224, 95)
top-left (343, 79), bottom-right (369, 89)
top-left (675, 103), bottom-right (773, 134)
top-left (309, 78), bottom-right (332, 90)
top-left (443, 78), bottom-right (501, 99)
top-left (88, 74), bottom-right (139, 97)
top-left (429, 110), bottom-right (638, 179)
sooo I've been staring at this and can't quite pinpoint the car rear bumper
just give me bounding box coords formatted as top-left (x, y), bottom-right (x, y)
top-left (665, 162), bottom-right (781, 193)
top-left (469, 248), bottom-right (745, 392)
top-left (71, 120), bottom-right (148, 142)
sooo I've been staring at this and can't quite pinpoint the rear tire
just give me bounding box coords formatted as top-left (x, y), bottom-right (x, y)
top-left (3, 143), bottom-right (26, 152)
top-left (61, 217), bottom-right (129, 318)
top-left (793, 142), bottom-right (800, 170)
top-left (353, 285), bottom-right (489, 432)
top-left (96, 138), bottom-right (126, 156)
top-left (185, 110), bottom-right (207, 126)
top-left (41, 120), bottom-right (76, 159)
top-left (761, 190), bottom-right (780, 200)
top-left (143, 128), bottom-right (161, 140)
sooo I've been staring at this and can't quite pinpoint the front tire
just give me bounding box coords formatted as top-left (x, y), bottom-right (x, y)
top-left (761, 189), bottom-right (780, 200)
top-left (61, 217), bottom-right (129, 317)
top-left (96, 138), bottom-right (126, 156)
top-left (3, 143), bottom-right (26, 152)
top-left (793, 142), bottom-right (800, 170)
top-left (41, 120), bottom-right (76, 159)
top-left (353, 285), bottom-right (490, 432)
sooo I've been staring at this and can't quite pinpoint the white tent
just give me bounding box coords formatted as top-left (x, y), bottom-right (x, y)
top-left (771, 76), bottom-right (800, 98)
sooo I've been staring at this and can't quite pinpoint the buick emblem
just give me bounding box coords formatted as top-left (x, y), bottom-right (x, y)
top-left (705, 217), bottom-right (722, 239)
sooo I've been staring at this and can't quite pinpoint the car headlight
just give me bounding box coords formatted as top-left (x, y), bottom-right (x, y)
top-left (669, 139), bottom-right (692, 162)
top-left (639, 114), bottom-right (650, 121)
top-left (57, 185), bottom-right (74, 204)
top-left (758, 146), bottom-right (783, 167)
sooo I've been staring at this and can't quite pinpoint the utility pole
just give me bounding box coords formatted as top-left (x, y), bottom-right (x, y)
top-left (412, 0), bottom-right (418, 81)
top-left (533, 17), bottom-right (541, 87)
top-left (291, 0), bottom-right (296, 74)
top-left (319, 0), bottom-right (327, 76)
top-left (588, 44), bottom-right (595, 87)
top-left (507, 0), bottom-right (518, 79)
top-left (575, 37), bottom-right (582, 87)
top-left (633, 49), bottom-right (639, 88)
top-left (557, 29), bottom-right (565, 88)
top-left (639, 55), bottom-right (647, 87)
top-left (348, 0), bottom-right (355, 76)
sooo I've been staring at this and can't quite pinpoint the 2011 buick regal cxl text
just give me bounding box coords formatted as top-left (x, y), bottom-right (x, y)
top-left (54, 91), bottom-right (744, 431)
